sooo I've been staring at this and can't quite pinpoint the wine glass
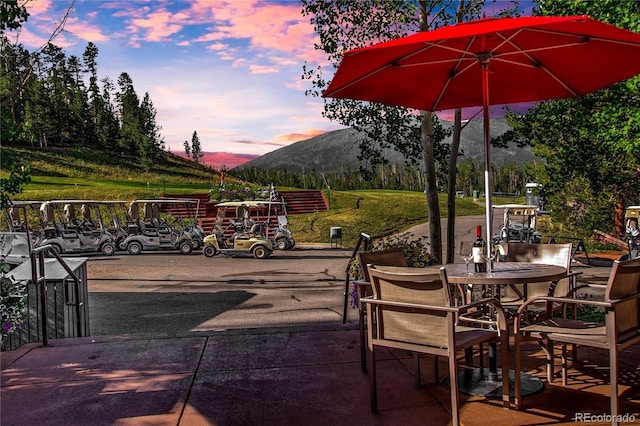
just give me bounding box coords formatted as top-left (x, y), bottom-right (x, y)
top-left (459, 241), bottom-right (474, 275)
top-left (482, 246), bottom-right (498, 275)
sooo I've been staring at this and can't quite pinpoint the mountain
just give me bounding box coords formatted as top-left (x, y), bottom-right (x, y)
top-left (233, 117), bottom-right (538, 173)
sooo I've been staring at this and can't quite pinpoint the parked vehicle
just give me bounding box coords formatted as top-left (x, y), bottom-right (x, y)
top-left (265, 200), bottom-right (295, 250)
top-left (120, 199), bottom-right (195, 255)
top-left (625, 206), bottom-right (640, 258)
top-left (208, 200), bottom-right (294, 250)
top-left (38, 200), bottom-right (117, 256)
top-left (202, 201), bottom-right (273, 259)
top-left (93, 201), bottom-right (130, 251)
top-left (492, 204), bottom-right (542, 245)
top-left (1, 201), bottom-right (44, 267)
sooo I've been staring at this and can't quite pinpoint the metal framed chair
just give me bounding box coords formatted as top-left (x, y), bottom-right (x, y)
top-left (354, 248), bottom-right (407, 372)
top-left (513, 256), bottom-right (640, 418)
top-left (361, 265), bottom-right (510, 424)
top-left (500, 242), bottom-right (578, 316)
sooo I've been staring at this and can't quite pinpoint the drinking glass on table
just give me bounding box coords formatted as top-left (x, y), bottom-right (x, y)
top-left (459, 241), bottom-right (474, 275)
top-left (482, 246), bottom-right (498, 275)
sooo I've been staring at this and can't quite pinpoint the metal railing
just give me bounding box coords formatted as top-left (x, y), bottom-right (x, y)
top-left (30, 245), bottom-right (83, 347)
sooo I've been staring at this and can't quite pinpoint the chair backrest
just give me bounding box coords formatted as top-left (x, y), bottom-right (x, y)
top-left (605, 256), bottom-right (640, 337)
top-left (367, 265), bottom-right (452, 348)
top-left (503, 242), bottom-right (573, 299)
top-left (357, 248), bottom-right (407, 282)
top-left (504, 242), bottom-right (572, 271)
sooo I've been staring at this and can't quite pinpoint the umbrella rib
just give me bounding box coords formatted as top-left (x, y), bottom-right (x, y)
top-left (430, 35), bottom-right (479, 111)
top-left (324, 43), bottom-right (441, 98)
top-left (494, 31), bottom-right (580, 97)
top-left (527, 27), bottom-right (640, 48)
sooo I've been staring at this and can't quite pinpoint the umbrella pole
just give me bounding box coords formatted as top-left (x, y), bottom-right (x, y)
top-left (481, 56), bottom-right (493, 265)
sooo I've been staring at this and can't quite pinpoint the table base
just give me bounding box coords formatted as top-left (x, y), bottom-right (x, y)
top-left (448, 368), bottom-right (544, 398)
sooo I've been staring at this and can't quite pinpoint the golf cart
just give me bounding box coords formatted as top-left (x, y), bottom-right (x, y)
top-left (492, 204), bottom-right (542, 245)
top-left (38, 200), bottom-right (117, 256)
top-left (1, 201), bottom-right (45, 267)
top-left (266, 200), bottom-right (295, 250)
top-left (202, 201), bottom-right (273, 259)
top-left (625, 206), bottom-right (640, 258)
top-left (91, 201), bottom-right (131, 251)
top-left (209, 200), bottom-right (294, 250)
top-left (119, 199), bottom-right (196, 255)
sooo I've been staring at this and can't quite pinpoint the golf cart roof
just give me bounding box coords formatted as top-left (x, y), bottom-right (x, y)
top-left (6, 201), bottom-right (44, 207)
top-left (215, 201), bottom-right (274, 208)
top-left (493, 204), bottom-right (539, 214)
top-left (626, 206), bottom-right (640, 218)
top-left (130, 198), bottom-right (200, 205)
top-left (45, 200), bottom-right (105, 206)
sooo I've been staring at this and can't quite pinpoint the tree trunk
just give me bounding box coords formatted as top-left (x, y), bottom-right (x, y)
top-left (614, 198), bottom-right (625, 237)
top-left (422, 112), bottom-right (442, 264)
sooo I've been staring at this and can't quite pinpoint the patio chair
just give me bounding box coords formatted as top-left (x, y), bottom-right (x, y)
top-left (361, 265), bottom-right (510, 424)
top-left (355, 248), bottom-right (407, 372)
top-left (513, 256), bottom-right (640, 417)
top-left (500, 242), bottom-right (578, 317)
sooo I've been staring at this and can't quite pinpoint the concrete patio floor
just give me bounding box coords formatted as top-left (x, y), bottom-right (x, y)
top-left (2, 322), bottom-right (639, 426)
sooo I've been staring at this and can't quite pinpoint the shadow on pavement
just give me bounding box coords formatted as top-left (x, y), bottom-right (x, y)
top-left (89, 291), bottom-right (254, 335)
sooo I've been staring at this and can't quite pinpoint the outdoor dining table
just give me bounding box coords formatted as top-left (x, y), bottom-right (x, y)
top-left (358, 262), bottom-right (567, 397)
top-left (441, 261), bottom-right (568, 398)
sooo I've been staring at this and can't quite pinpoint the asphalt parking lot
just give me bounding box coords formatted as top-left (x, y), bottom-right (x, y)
top-left (87, 247), bottom-right (355, 336)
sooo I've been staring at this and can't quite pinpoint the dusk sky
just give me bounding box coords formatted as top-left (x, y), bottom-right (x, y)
top-left (11, 0), bottom-right (533, 168)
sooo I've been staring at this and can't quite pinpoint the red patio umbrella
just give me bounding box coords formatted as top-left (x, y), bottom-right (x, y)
top-left (323, 15), bottom-right (640, 253)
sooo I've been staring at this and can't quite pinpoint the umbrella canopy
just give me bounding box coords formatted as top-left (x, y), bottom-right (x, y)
top-left (323, 15), bottom-right (640, 255)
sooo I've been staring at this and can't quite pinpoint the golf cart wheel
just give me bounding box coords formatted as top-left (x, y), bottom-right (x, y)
top-left (179, 241), bottom-right (193, 255)
top-left (287, 238), bottom-right (295, 249)
top-left (116, 237), bottom-right (127, 251)
top-left (252, 245), bottom-right (270, 259)
top-left (101, 242), bottom-right (116, 256)
top-left (45, 243), bottom-right (62, 257)
top-left (203, 244), bottom-right (217, 257)
top-left (127, 241), bottom-right (143, 255)
top-left (275, 238), bottom-right (288, 250)
top-left (191, 239), bottom-right (202, 250)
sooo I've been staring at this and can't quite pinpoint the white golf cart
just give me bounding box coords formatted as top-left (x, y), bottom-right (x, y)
top-left (492, 204), bottom-right (542, 245)
top-left (1, 201), bottom-right (44, 267)
top-left (119, 199), bottom-right (196, 255)
top-left (38, 200), bottom-right (117, 256)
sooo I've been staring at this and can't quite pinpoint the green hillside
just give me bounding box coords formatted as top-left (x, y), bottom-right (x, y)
top-left (2, 146), bottom-right (220, 200)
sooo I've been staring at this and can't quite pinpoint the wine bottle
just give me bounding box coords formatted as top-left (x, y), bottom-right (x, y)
top-left (472, 225), bottom-right (486, 273)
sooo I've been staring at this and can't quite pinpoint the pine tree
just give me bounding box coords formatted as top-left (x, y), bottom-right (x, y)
top-left (191, 130), bottom-right (203, 163)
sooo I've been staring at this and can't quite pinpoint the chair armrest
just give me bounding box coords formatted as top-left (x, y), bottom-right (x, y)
top-left (517, 295), bottom-right (612, 314)
top-left (563, 283), bottom-right (606, 298)
top-left (513, 295), bottom-right (615, 333)
top-left (457, 297), bottom-right (508, 334)
top-left (359, 296), bottom-right (458, 313)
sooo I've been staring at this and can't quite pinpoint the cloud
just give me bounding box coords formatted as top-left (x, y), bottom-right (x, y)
top-left (64, 17), bottom-right (109, 43)
top-left (273, 130), bottom-right (327, 144)
top-left (249, 64), bottom-right (279, 74)
top-left (128, 8), bottom-right (183, 42)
